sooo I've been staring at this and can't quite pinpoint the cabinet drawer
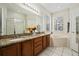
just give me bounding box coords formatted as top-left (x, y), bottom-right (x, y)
top-left (34, 41), bottom-right (42, 47)
top-left (34, 45), bottom-right (42, 55)
top-left (34, 37), bottom-right (42, 43)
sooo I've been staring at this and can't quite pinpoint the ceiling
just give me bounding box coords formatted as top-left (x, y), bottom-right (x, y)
top-left (1, 3), bottom-right (79, 15)
top-left (40, 3), bottom-right (79, 13)
top-left (0, 3), bottom-right (38, 16)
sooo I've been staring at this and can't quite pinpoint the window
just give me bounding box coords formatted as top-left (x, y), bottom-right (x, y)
top-left (55, 17), bottom-right (63, 31)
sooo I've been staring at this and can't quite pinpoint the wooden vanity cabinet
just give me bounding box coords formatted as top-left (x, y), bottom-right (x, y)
top-left (1, 43), bottom-right (21, 56)
top-left (42, 35), bottom-right (50, 49)
top-left (42, 36), bottom-right (47, 49)
top-left (33, 37), bottom-right (43, 56)
top-left (46, 35), bottom-right (50, 47)
top-left (0, 34), bottom-right (50, 56)
top-left (21, 40), bottom-right (33, 56)
top-left (0, 49), bottom-right (2, 56)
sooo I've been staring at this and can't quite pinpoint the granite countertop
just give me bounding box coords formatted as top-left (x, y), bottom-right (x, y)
top-left (0, 32), bottom-right (51, 47)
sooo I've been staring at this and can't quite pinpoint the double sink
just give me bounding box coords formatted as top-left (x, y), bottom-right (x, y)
top-left (0, 32), bottom-right (46, 47)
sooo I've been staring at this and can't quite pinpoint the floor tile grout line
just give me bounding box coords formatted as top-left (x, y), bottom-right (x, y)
top-left (51, 47), bottom-right (57, 56)
top-left (52, 48), bottom-right (62, 56)
top-left (61, 47), bottom-right (64, 56)
top-left (54, 47), bottom-right (61, 53)
top-left (71, 49), bottom-right (73, 56)
top-left (38, 47), bottom-right (78, 56)
top-left (49, 47), bottom-right (56, 56)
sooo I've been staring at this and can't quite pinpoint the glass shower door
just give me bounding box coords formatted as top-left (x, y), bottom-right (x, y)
top-left (76, 16), bottom-right (79, 55)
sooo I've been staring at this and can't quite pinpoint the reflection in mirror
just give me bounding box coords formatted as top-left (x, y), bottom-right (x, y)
top-left (14, 19), bottom-right (25, 34)
top-left (0, 8), bottom-right (7, 36)
top-left (26, 15), bottom-right (42, 33)
top-left (6, 18), bottom-right (15, 35)
top-left (0, 3), bottom-right (49, 36)
top-left (0, 8), bottom-right (41, 36)
top-left (6, 10), bottom-right (26, 35)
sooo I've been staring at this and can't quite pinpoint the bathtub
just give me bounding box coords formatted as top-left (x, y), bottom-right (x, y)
top-left (50, 33), bottom-right (69, 47)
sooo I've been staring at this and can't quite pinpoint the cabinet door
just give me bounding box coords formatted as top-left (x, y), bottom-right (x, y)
top-left (0, 49), bottom-right (2, 56)
top-left (42, 36), bottom-right (47, 49)
top-left (46, 35), bottom-right (50, 47)
top-left (2, 43), bottom-right (21, 56)
top-left (22, 40), bottom-right (33, 56)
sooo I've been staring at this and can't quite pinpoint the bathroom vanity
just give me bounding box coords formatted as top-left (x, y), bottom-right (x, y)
top-left (0, 4), bottom-right (51, 56)
top-left (0, 33), bottom-right (50, 56)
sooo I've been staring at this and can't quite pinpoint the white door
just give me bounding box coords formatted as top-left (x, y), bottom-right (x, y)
top-left (70, 8), bottom-right (78, 52)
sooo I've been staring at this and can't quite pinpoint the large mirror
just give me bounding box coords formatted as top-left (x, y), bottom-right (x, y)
top-left (0, 3), bottom-right (50, 36)
top-left (0, 4), bottom-right (42, 36)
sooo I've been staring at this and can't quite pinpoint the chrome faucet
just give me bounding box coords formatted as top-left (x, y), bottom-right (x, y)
top-left (14, 27), bottom-right (19, 38)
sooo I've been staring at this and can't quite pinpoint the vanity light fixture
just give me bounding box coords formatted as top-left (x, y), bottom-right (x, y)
top-left (23, 3), bottom-right (40, 15)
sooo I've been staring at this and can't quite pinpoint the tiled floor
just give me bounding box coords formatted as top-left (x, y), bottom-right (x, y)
top-left (38, 47), bottom-right (78, 56)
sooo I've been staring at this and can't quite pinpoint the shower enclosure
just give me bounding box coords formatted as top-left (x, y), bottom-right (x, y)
top-left (76, 16), bottom-right (79, 55)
